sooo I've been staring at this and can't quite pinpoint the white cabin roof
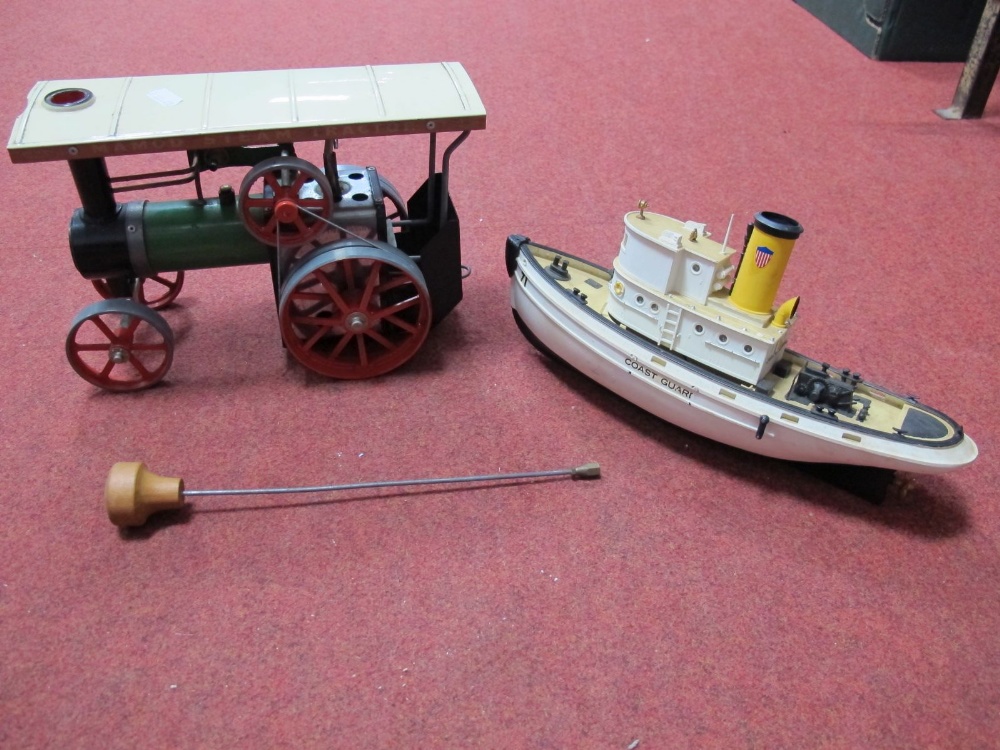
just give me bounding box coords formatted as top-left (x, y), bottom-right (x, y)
top-left (624, 211), bottom-right (733, 263)
top-left (8, 62), bottom-right (486, 163)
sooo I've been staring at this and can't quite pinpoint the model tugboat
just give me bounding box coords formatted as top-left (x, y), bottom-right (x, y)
top-left (505, 204), bottom-right (977, 474)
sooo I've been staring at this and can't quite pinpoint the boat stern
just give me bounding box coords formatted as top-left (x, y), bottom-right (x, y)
top-left (506, 234), bottom-right (529, 277)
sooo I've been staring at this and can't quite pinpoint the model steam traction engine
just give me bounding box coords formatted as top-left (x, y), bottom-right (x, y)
top-left (7, 63), bottom-right (486, 391)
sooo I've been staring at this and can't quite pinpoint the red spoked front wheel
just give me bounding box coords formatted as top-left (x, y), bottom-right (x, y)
top-left (65, 299), bottom-right (175, 392)
top-left (239, 156), bottom-right (334, 247)
top-left (278, 242), bottom-right (432, 379)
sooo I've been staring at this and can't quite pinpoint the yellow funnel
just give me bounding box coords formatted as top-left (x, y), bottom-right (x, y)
top-left (729, 212), bottom-right (803, 315)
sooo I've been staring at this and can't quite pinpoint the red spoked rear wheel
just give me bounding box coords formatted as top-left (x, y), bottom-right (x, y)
top-left (92, 271), bottom-right (185, 309)
top-left (278, 242), bottom-right (432, 379)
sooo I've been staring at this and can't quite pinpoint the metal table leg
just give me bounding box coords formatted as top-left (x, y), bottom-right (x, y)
top-left (937, 0), bottom-right (1000, 119)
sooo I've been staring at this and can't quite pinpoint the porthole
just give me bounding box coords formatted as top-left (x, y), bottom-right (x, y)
top-left (719, 334), bottom-right (728, 343)
top-left (651, 303), bottom-right (659, 313)
top-left (635, 295), bottom-right (644, 305)
top-left (691, 263), bottom-right (702, 274)
top-left (744, 344), bottom-right (753, 353)
top-left (694, 324), bottom-right (704, 334)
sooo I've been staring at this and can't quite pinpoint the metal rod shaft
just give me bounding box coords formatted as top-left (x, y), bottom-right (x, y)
top-left (183, 463), bottom-right (600, 499)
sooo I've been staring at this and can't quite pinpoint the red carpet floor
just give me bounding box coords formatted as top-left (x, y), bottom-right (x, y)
top-left (2, 1), bottom-right (998, 747)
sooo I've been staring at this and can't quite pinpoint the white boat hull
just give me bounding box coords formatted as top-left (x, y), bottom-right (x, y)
top-left (509, 243), bottom-right (978, 474)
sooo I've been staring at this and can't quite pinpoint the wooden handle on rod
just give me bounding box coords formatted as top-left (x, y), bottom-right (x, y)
top-left (105, 462), bottom-right (185, 528)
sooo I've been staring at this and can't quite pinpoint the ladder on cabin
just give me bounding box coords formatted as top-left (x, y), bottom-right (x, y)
top-left (659, 305), bottom-right (682, 350)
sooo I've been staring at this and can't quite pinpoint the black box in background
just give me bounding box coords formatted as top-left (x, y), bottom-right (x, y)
top-left (795, 0), bottom-right (988, 61)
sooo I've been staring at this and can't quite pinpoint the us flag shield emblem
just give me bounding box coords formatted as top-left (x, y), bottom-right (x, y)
top-left (754, 245), bottom-right (774, 268)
